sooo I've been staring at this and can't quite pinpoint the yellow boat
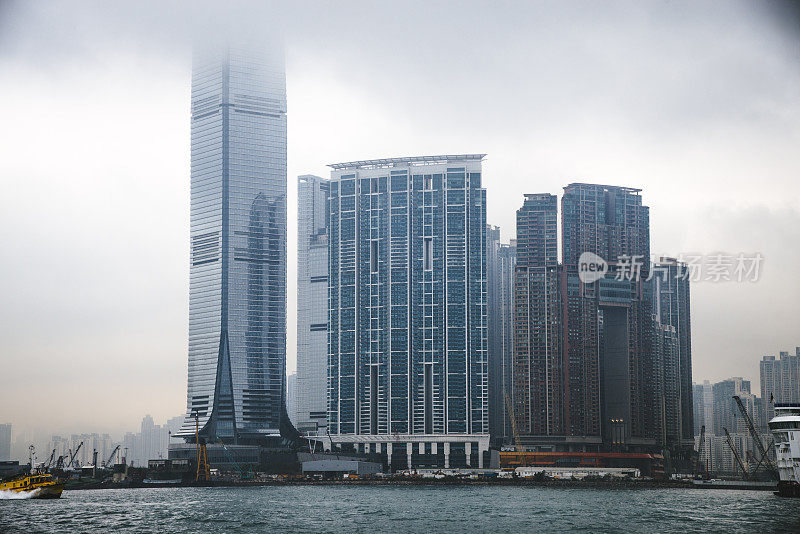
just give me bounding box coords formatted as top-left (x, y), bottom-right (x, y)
top-left (0, 473), bottom-right (64, 499)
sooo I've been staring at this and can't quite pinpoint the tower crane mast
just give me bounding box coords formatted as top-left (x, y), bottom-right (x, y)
top-left (722, 427), bottom-right (748, 479)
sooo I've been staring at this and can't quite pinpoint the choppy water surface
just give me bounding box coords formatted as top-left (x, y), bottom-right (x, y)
top-left (1, 485), bottom-right (797, 533)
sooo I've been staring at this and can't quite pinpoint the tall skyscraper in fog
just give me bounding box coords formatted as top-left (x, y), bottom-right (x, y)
top-left (296, 175), bottom-right (330, 434)
top-left (326, 155), bottom-right (489, 469)
top-left (176, 41), bottom-right (288, 444)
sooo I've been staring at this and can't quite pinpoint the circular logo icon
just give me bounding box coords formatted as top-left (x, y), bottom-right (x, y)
top-left (578, 252), bottom-right (607, 284)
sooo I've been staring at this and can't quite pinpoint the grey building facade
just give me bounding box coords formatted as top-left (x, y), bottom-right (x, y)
top-left (712, 377), bottom-right (752, 435)
top-left (326, 155), bottom-right (490, 469)
top-left (296, 175), bottom-right (330, 434)
top-left (693, 380), bottom-right (714, 436)
top-left (176, 41), bottom-right (289, 444)
top-left (487, 226), bottom-right (516, 446)
top-left (760, 348), bottom-right (800, 421)
top-left (652, 257), bottom-right (694, 448)
top-left (0, 424), bottom-right (10, 461)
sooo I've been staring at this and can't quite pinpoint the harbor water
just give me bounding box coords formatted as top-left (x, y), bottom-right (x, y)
top-left (1, 485), bottom-right (797, 533)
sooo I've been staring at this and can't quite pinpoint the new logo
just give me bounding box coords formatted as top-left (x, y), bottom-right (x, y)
top-left (578, 252), bottom-right (607, 284)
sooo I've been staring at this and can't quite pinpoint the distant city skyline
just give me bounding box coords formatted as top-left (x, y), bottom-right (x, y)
top-left (1, 1), bottom-right (798, 436)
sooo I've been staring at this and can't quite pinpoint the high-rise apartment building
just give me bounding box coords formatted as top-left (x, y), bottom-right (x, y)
top-left (761, 348), bottom-right (800, 421)
top-left (0, 423), bottom-right (10, 461)
top-left (487, 226), bottom-right (515, 445)
top-left (652, 257), bottom-right (694, 447)
top-left (176, 41), bottom-right (289, 444)
top-left (651, 322), bottom-right (680, 445)
top-left (561, 184), bottom-right (652, 447)
top-left (326, 155), bottom-right (489, 469)
top-left (296, 175), bottom-right (330, 434)
top-left (513, 194), bottom-right (563, 439)
top-left (512, 184), bottom-right (662, 452)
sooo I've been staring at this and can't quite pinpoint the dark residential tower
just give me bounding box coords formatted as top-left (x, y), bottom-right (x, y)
top-left (513, 194), bottom-right (563, 439)
top-left (561, 184), bottom-right (652, 448)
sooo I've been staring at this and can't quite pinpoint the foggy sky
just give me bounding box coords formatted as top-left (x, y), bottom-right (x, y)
top-left (0, 0), bottom-right (798, 439)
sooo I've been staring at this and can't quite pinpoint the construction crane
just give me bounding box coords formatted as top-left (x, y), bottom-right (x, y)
top-left (748, 437), bottom-right (776, 477)
top-left (722, 427), bottom-right (748, 479)
top-left (505, 393), bottom-right (523, 452)
top-left (104, 445), bottom-right (121, 468)
top-left (217, 439), bottom-right (253, 480)
top-left (694, 425), bottom-right (706, 476)
top-left (68, 441), bottom-right (84, 469)
top-left (194, 412), bottom-right (210, 482)
top-left (732, 395), bottom-right (779, 478)
top-left (44, 449), bottom-right (56, 469)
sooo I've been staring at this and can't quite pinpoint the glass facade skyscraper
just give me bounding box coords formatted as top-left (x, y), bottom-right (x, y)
top-left (176, 42), bottom-right (288, 444)
top-left (326, 155), bottom-right (490, 469)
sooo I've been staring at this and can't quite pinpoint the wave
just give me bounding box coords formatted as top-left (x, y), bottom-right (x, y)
top-left (0, 488), bottom-right (42, 500)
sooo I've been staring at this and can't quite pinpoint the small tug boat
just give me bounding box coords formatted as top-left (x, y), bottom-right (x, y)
top-left (0, 472), bottom-right (64, 499)
top-left (769, 403), bottom-right (800, 497)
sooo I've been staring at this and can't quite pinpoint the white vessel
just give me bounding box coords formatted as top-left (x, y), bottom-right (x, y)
top-left (769, 403), bottom-right (800, 497)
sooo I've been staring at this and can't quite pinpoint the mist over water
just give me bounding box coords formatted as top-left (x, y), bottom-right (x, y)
top-left (1, 486), bottom-right (799, 533)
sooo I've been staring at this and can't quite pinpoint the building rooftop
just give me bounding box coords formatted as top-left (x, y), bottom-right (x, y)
top-left (328, 154), bottom-right (486, 170)
top-left (564, 183), bottom-right (642, 194)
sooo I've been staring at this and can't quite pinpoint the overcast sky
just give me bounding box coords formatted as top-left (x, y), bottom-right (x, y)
top-left (0, 0), bottom-right (798, 439)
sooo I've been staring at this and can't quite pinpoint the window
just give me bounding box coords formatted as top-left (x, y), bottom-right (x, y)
top-left (424, 175), bottom-right (433, 191)
top-left (423, 237), bottom-right (433, 270)
top-left (370, 240), bottom-right (378, 272)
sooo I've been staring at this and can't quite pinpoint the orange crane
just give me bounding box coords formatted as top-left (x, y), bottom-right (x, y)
top-left (194, 413), bottom-right (210, 482)
top-left (505, 393), bottom-right (522, 452)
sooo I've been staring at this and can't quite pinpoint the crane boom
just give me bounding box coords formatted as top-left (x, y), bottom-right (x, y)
top-left (732, 395), bottom-right (778, 477)
top-left (722, 427), bottom-right (748, 479)
top-left (694, 425), bottom-right (706, 475)
top-left (505, 393), bottom-right (522, 452)
top-left (105, 445), bottom-right (121, 467)
top-left (45, 449), bottom-right (56, 469)
top-left (69, 442), bottom-right (84, 469)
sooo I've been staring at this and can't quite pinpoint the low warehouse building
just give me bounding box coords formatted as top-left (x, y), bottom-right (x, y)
top-left (302, 460), bottom-right (382, 477)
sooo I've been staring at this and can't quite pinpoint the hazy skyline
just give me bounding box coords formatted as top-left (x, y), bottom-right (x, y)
top-left (0, 0), bottom-right (798, 438)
